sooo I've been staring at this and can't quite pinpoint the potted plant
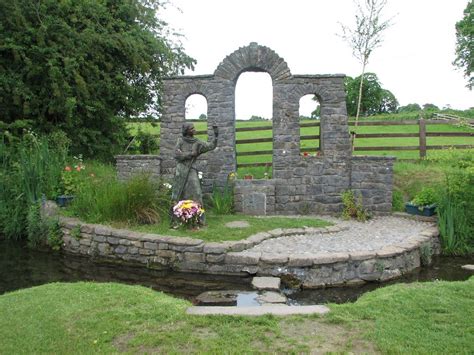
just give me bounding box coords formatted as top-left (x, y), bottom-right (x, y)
top-left (405, 187), bottom-right (438, 216)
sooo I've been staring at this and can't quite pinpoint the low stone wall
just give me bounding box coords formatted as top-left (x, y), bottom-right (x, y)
top-left (60, 216), bottom-right (440, 288)
top-left (115, 155), bottom-right (161, 181)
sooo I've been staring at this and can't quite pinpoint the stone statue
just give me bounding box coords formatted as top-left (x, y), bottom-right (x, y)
top-left (171, 122), bottom-right (218, 206)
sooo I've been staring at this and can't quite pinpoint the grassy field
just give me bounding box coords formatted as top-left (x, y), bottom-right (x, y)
top-left (1, 279), bottom-right (472, 353)
top-left (128, 119), bottom-right (473, 177)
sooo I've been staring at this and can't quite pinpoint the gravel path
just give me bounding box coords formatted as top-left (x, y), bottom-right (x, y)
top-left (243, 216), bottom-right (434, 255)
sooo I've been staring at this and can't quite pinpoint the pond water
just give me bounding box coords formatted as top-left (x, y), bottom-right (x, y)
top-left (1, 239), bottom-right (472, 305)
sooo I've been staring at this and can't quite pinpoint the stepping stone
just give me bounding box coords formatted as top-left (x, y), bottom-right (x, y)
top-left (186, 305), bottom-right (330, 316)
top-left (195, 290), bottom-right (240, 306)
top-left (256, 291), bottom-right (287, 305)
top-left (252, 276), bottom-right (281, 291)
top-left (225, 221), bottom-right (250, 228)
top-left (461, 264), bottom-right (474, 271)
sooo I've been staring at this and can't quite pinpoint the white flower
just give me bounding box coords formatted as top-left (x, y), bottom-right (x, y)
top-left (163, 183), bottom-right (172, 189)
top-left (198, 171), bottom-right (203, 180)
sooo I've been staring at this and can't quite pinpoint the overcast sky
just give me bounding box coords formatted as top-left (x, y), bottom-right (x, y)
top-left (161, 0), bottom-right (473, 120)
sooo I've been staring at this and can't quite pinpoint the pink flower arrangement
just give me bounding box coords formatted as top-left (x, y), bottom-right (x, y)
top-left (172, 200), bottom-right (204, 227)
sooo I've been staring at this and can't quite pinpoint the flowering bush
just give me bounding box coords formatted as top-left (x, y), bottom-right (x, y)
top-left (58, 155), bottom-right (87, 196)
top-left (172, 200), bottom-right (204, 228)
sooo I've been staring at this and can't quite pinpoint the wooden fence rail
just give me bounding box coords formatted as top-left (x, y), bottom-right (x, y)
top-left (231, 119), bottom-right (473, 167)
top-left (142, 120), bottom-right (472, 167)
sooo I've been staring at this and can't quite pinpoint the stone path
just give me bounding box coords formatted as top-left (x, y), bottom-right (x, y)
top-left (241, 216), bottom-right (433, 256)
top-left (186, 304), bottom-right (330, 316)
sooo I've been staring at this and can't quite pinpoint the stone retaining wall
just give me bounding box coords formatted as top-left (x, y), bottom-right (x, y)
top-left (60, 217), bottom-right (440, 288)
top-left (115, 155), bottom-right (161, 181)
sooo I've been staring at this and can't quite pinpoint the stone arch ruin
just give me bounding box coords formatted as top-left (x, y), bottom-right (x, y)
top-left (158, 42), bottom-right (394, 215)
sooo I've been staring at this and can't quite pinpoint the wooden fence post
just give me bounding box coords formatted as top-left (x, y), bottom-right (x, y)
top-left (419, 118), bottom-right (427, 159)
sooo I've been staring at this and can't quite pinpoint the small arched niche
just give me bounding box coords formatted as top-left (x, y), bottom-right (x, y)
top-left (299, 94), bottom-right (321, 156)
top-left (185, 93), bottom-right (208, 140)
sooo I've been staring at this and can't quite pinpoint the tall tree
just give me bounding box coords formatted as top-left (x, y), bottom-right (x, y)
top-left (0, 0), bottom-right (195, 160)
top-left (345, 73), bottom-right (398, 116)
top-left (340, 0), bottom-right (393, 125)
top-left (453, 0), bottom-right (473, 89)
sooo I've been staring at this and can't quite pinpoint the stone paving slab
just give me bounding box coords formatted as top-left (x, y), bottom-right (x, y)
top-left (186, 305), bottom-right (330, 316)
top-left (252, 276), bottom-right (281, 290)
top-left (461, 265), bottom-right (474, 271)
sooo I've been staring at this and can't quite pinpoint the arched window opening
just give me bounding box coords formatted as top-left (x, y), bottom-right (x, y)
top-left (235, 72), bottom-right (273, 178)
top-left (185, 94), bottom-right (208, 140)
top-left (299, 94), bottom-right (321, 156)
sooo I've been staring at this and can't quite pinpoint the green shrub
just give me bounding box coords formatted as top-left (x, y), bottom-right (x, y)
top-left (411, 187), bottom-right (438, 207)
top-left (341, 190), bottom-right (369, 221)
top-left (26, 201), bottom-right (49, 248)
top-left (0, 132), bottom-right (67, 240)
top-left (46, 219), bottom-right (63, 251)
top-left (437, 167), bottom-right (474, 255)
top-left (210, 183), bottom-right (234, 215)
top-left (70, 174), bottom-right (172, 225)
top-left (391, 189), bottom-right (405, 211)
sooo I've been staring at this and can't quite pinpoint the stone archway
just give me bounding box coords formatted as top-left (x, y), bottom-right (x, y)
top-left (156, 43), bottom-right (394, 215)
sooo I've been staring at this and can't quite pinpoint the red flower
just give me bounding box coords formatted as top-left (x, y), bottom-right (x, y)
top-left (303, 152), bottom-right (309, 157)
top-left (76, 166), bottom-right (82, 172)
top-left (64, 166), bottom-right (72, 172)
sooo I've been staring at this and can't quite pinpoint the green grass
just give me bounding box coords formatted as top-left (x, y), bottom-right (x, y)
top-left (329, 278), bottom-right (474, 353)
top-left (112, 214), bottom-right (331, 242)
top-left (1, 278), bottom-right (473, 353)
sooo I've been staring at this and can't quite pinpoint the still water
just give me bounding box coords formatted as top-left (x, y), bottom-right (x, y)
top-left (1, 239), bottom-right (472, 305)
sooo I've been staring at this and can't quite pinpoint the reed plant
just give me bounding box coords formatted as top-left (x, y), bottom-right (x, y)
top-left (70, 174), bottom-right (172, 225)
top-left (0, 132), bottom-right (67, 240)
top-left (437, 167), bottom-right (474, 255)
top-left (209, 183), bottom-right (234, 215)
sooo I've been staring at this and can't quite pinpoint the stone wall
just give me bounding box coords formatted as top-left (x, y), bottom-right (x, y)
top-left (234, 180), bottom-right (276, 215)
top-left (155, 42), bottom-right (395, 215)
top-left (351, 156), bottom-right (396, 213)
top-left (115, 155), bottom-right (161, 181)
top-left (60, 216), bottom-right (441, 288)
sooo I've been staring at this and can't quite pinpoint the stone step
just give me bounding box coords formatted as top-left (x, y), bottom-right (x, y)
top-left (186, 304), bottom-right (330, 316)
top-left (251, 276), bottom-right (281, 290)
top-left (461, 264), bottom-right (474, 271)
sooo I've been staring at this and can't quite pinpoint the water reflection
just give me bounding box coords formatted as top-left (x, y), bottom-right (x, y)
top-left (1, 239), bottom-right (472, 305)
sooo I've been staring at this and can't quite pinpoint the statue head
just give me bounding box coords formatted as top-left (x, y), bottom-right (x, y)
top-left (182, 122), bottom-right (195, 137)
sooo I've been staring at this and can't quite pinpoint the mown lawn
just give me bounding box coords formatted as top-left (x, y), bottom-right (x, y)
top-left (115, 214), bottom-right (331, 242)
top-left (1, 278), bottom-right (472, 353)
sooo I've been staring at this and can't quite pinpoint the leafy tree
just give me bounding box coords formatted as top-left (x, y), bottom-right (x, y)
top-left (248, 115), bottom-right (268, 121)
top-left (422, 103), bottom-right (440, 111)
top-left (198, 113), bottom-right (207, 120)
top-left (0, 0), bottom-right (195, 160)
top-left (340, 0), bottom-right (393, 124)
top-left (399, 103), bottom-right (422, 113)
top-left (453, 0), bottom-right (473, 89)
top-left (345, 72), bottom-right (398, 116)
top-left (379, 89), bottom-right (398, 114)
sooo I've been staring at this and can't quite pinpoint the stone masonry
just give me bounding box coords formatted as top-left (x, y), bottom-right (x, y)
top-left (115, 155), bottom-right (161, 181)
top-left (114, 42), bottom-right (394, 215)
top-left (60, 216), bottom-right (441, 288)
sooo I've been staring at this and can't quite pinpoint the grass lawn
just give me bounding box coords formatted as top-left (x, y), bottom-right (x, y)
top-left (111, 214), bottom-right (331, 242)
top-left (1, 278), bottom-right (472, 353)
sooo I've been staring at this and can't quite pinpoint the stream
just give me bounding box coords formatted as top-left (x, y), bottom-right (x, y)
top-left (1, 239), bottom-right (472, 305)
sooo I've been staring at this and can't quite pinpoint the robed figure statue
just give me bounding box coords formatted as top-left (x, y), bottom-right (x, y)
top-left (171, 122), bottom-right (218, 205)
